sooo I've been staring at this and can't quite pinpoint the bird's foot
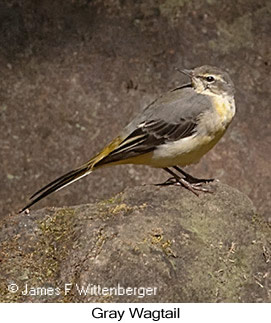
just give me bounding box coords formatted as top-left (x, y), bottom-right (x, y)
top-left (156, 176), bottom-right (214, 196)
top-left (178, 177), bottom-right (214, 196)
top-left (155, 177), bottom-right (180, 186)
top-left (183, 175), bottom-right (215, 185)
top-left (172, 166), bottom-right (214, 184)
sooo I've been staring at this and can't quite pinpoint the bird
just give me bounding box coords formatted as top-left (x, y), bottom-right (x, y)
top-left (19, 65), bottom-right (236, 213)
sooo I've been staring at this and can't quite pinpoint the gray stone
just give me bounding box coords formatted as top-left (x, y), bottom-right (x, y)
top-left (0, 183), bottom-right (270, 302)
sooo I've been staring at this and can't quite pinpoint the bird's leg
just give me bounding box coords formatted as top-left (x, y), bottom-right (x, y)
top-left (156, 167), bottom-right (214, 196)
top-left (155, 167), bottom-right (181, 186)
top-left (155, 168), bottom-right (198, 196)
top-left (156, 168), bottom-right (182, 186)
top-left (173, 166), bottom-right (214, 184)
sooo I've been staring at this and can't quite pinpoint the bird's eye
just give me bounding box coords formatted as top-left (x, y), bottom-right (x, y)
top-left (206, 76), bottom-right (215, 82)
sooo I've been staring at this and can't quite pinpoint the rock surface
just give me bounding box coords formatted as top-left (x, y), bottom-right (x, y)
top-left (0, 183), bottom-right (270, 302)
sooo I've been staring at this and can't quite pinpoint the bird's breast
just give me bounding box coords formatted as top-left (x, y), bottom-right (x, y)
top-left (211, 95), bottom-right (236, 127)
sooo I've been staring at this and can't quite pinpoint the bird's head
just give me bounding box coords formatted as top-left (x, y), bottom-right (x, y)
top-left (178, 65), bottom-right (235, 98)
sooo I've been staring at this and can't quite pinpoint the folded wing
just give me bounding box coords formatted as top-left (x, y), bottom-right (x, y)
top-left (96, 117), bottom-right (198, 166)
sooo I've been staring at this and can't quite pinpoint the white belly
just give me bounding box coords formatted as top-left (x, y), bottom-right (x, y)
top-left (150, 130), bottom-right (226, 168)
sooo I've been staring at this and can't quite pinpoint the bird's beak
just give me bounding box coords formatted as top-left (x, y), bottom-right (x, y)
top-left (175, 67), bottom-right (193, 78)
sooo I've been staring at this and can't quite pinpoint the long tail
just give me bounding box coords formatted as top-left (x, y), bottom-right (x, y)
top-left (19, 136), bottom-right (124, 213)
top-left (19, 164), bottom-right (92, 213)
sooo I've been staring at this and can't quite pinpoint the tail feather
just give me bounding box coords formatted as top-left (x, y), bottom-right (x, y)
top-left (19, 135), bottom-right (125, 213)
top-left (30, 169), bottom-right (80, 199)
top-left (19, 165), bottom-right (92, 213)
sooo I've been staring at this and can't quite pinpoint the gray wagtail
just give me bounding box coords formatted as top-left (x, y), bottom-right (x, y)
top-left (20, 65), bottom-right (236, 212)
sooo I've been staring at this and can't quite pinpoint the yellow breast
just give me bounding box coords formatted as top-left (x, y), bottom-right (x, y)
top-left (211, 95), bottom-right (235, 126)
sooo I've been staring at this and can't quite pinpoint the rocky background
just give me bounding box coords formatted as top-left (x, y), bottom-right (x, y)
top-left (0, 0), bottom-right (270, 219)
top-left (0, 184), bottom-right (270, 302)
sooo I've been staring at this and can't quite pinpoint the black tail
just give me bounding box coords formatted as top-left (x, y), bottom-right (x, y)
top-left (19, 165), bottom-right (91, 213)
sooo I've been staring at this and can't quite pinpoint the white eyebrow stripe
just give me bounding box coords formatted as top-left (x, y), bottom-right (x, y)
top-left (201, 74), bottom-right (224, 82)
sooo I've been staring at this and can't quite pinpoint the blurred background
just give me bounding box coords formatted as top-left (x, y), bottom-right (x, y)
top-left (0, 0), bottom-right (270, 219)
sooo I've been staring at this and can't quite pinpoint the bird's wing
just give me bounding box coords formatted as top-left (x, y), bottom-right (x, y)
top-left (95, 86), bottom-right (211, 166)
top-left (96, 117), bottom-right (198, 166)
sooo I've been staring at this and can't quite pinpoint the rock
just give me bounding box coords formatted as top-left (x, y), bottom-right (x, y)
top-left (0, 183), bottom-right (270, 302)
